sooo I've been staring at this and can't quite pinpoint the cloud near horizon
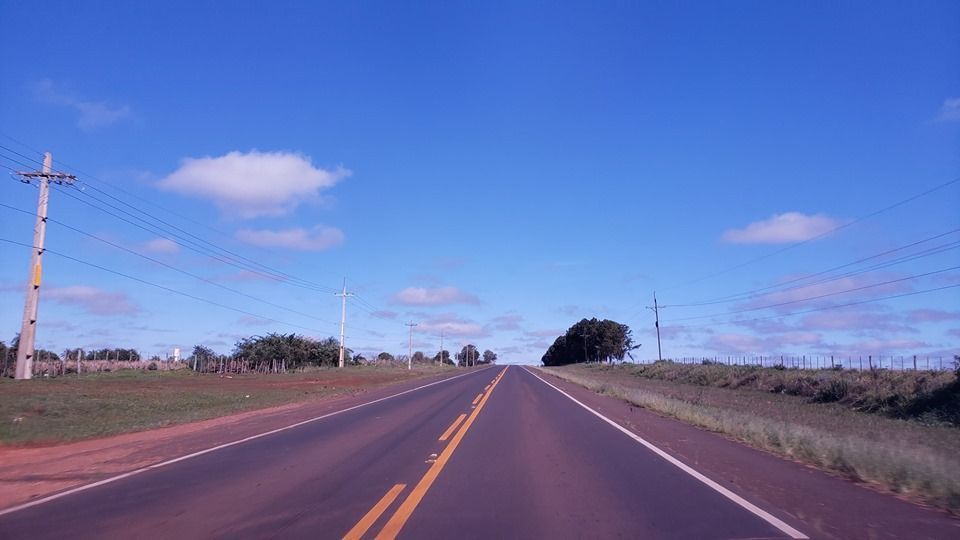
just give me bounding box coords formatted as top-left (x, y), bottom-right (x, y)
top-left (722, 212), bottom-right (843, 244)
top-left (739, 272), bottom-right (913, 313)
top-left (32, 79), bottom-right (131, 130)
top-left (157, 151), bottom-right (350, 218)
top-left (141, 238), bottom-right (180, 254)
top-left (935, 97), bottom-right (960, 122)
top-left (45, 285), bottom-right (139, 316)
top-left (416, 313), bottom-right (488, 338)
top-left (391, 286), bottom-right (480, 306)
top-left (235, 226), bottom-right (344, 251)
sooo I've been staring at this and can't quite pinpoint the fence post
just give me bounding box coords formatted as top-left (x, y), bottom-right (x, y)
top-left (868, 355), bottom-right (873, 370)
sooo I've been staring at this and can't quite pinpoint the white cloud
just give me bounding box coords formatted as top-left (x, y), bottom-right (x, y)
top-left (740, 272), bottom-right (913, 312)
top-left (157, 151), bottom-right (350, 218)
top-left (722, 212), bottom-right (843, 244)
top-left (793, 305), bottom-right (915, 333)
top-left (834, 338), bottom-right (930, 354)
top-left (703, 331), bottom-right (824, 354)
top-left (391, 286), bottom-right (480, 306)
top-left (704, 333), bottom-right (766, 353)
top-left (141, 238), bottom-right (180, 254)
top-left (236, 226), bottom-right (344, 251)
top-left (416, 313), bottom-right (488, 338)
top-left (522, 328), bottom-right (565, 339)
top-left (237, 315), bottom-right (271, 326)
top-left (907, 309), bottom-right (960, 322)
top-left (489, 313), bottom-right (523, 331)
top-left (45, 285), bottom-right (139, 316)
top-left (32, 79), bottom-right (131, 130)
top-left (935, 98), bottom-right (960, 122)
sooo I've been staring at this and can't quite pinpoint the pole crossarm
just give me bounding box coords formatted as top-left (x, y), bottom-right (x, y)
top-left (16, 170), bottom-right (77, 183)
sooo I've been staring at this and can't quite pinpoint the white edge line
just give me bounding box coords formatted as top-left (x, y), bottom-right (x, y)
top-left (0, 367), bottom-right (491, 518)
top-left (524, 367), bottom-right (808, 540)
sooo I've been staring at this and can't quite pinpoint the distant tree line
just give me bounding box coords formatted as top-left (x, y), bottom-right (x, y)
top-left (186, 333), bottom-right (497, 373)
top-left (541, 318), bottom-right (638, 366)
top-left (2, 331), bottom-right (499, 377)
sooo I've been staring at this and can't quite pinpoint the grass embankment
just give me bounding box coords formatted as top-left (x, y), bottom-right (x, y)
top-left (0, 365), bottom-right (454, 446)
top-left (539, 362), bottom-right (960, 513)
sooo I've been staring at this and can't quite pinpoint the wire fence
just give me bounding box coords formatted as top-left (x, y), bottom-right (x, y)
top-left (638, 354), bottom-right (957, 371)
top-left (0, 350), bottom-right (191, 378)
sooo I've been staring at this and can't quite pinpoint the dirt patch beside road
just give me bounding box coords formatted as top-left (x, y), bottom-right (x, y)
top-left (0, 366), bottom-right (470, 510)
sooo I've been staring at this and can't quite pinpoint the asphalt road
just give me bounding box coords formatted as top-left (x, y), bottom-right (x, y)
top-left (0, 366), bottom-right (950, 539)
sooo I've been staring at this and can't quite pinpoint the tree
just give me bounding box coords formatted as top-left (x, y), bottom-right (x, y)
top-left (191, 345), bottom-right (216, 361)
top-left (0, 340), bottom-right (7, 377)
top-left (482, 350), bottom-right (497, 365)
top-left (377, 352), bottom-right (396, 364)
top-left (457, 344), bottom-right (480, 367)
top-left (541, 318), bottom-right (638, 366)
top-left (411, 351), bottom-right (427, 364)
top-left (232, 333), bottom-right (344, 371)
top-left (433, 350), bottom-right (454, 365)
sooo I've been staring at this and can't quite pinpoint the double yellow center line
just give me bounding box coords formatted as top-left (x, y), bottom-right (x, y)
top-left (345, 367), bottom-right (508, 540)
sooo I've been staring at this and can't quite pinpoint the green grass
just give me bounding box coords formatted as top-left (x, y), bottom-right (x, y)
top-left (0, 365), bottom-right (453, 445)
top-left (588, 361), bottom-right (960, 423)
top-left (539, 363), bottom-right (960, 513)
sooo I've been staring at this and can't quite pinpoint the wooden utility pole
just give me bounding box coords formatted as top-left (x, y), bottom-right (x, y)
top-left (405, 322), bottom-right (418, 370)
top-left (646, 292), bottom-right (663, 362)
top-left (335, 280), bottom-right (354, 368)
top-left (14, 153), bottom-right (75, 380)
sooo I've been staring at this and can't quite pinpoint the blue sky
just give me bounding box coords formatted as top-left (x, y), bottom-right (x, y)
top-left (1, 1), bottom-right (958, 364)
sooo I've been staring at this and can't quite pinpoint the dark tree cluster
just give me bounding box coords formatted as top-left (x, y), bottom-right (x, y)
top-left (231, 333), bottom-right (350, 370)
top-left (541, 318), bottom-right (637, 366)
top-left (455, 345), bottom-right (497, 367)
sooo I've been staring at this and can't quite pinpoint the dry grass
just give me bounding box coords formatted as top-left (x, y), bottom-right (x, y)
top-left (599, 361), bottom-right (960, 423)
top-left (539, 363), bottom-right (960, 513)
top-left (0, 364), bottom-right (454, 446)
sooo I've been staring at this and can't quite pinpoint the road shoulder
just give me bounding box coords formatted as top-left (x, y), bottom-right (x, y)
top-left (0, 368), bottom-right (481, 511)
top-left (531, 367), bottom-right (960, 540)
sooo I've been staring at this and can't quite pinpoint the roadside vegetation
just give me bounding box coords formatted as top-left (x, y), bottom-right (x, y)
top-left (539, 359), bottom-right (960, 513)
top-left (541, 318), bottom-right (638, 365)
top-left (2, 333), bottom-right (498, 377)
top-left (0, 364), bottom-right (453, 446)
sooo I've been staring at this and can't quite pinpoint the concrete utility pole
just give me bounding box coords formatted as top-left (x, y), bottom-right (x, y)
top-left (405, 322), bottom-right (418, 370)
top-left (646, 292), bottom-right (663, 362)
top-left (335, 280), bottom-right (354, 368)
top-left (14, 153), bottom-right (75, 380)
top-left (439, 328), bottom-right (444, 365)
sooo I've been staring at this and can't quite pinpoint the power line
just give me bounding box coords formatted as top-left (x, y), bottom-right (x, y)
top-left (669, 266), bottom-right (960, 323)
top-left (0, 237), bottom-right (338, 335)
top-left (0, 136), bottom-right (348, 291)
top-left (73, 181), bottom-right (338, 292)
top-left (659, 176), bottom-right (960, 292)
top-left (52, 185), bottom-right (335, 293)
top-left (663, 230), bottom-right (960, 308)
top-left (679, 284), bottom-right (960, 329)
top-left (2, 140), bottom-right (341, 293)
top-left (0, 202), bottom-right (342, 326)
